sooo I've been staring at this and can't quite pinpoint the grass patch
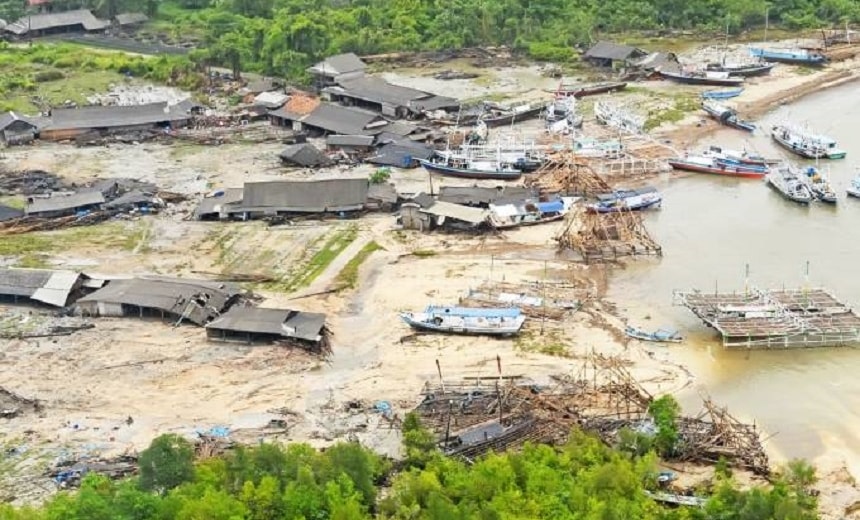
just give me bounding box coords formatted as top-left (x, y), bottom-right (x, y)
top-left (514, 328), bottom-right (573, 358)
top-left (263, 225), bottom-right (359, 293)
top-left (0, 196), bottom-right (26, 209)
top-left (0, 221), bottom-right (151, 264)
top-left (333, 241), bottom-right (384, 291)
top-left (411, 249), bottom-right (437, 258)
top-left (644, 92), bottom-right (701, 131)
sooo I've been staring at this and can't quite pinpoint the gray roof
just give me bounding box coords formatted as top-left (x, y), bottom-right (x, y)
top-left (0, 112), bottom-right (40, 131)
top-left (115, 12), bottom-right (148, 25)
top-left (367, 142), bottom-right (433, 167)
top-left (6, 9), bottom-right (109, 35)
top-left (206, 306), bottom-right (326, 342)
top-left (584, 41), bottom-right (644, 61)
top-left (104, 190), bottom-right (161, 209)
top-left (328, 76), bottom-right (458, 112)
top-left (0, 204), bottom-right (23, 222)
top-left (279, 143), bottom-right (331, 167)
top-left (46, 102), bottom-right (189, 131)
top-left (25, 191), bottom-right (105, 215)
top-left (195, 188), bottom-right (244, 218)
top-left (457, 421), bottom-right (506, 446)
top-left (77, 277), bottom-right (239, 326)
top-left (308, 53), bottom-right (367, 76)
top-left (301, 103), bottom-right (384, 135)
top-left (632, 52), bottom-right (678, 70)
top-left (326, 134), bottom-right (375, 147)
top-left (367, 183), bottom-right (398, 204)
top-left (438, 186), bottom-right (535, 207)
top-left (0, 268), bottom-right (82, 307)
top-left (231, 178), bottom-right (369, 213)
top-left (420, 201), bottom-right (489, 225)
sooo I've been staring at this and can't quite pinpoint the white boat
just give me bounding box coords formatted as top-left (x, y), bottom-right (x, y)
top-left (594, 100), bottom-right (644, 134)
top-left (848, 174), bottom-right (860, 198)
top-left (587, 187), bottom-right (662, 213)
top-left (400, 306), bottom-right (526, 336)
top-left (625, 326), bottom-right (683, 343)
top-left (799, 166), bottom-right (837, 203)
top-left (570, 136), bottom-right (625, 158)
top-left (765, 162), bottom-right (813, 204)
top-left (771, 123), bottom-right (846, 160)
top-left (490, 197), bottom-right (577, 229)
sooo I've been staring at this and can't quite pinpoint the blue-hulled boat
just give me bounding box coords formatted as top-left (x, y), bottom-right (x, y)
top-left (701, 100), bottom-right (756, 132)
top-left (400, 306), bottom-right (526, 336)
top-left (749, 47), bottom-right (827, 66)
top-left (702, 88), bottom-right (744, 100)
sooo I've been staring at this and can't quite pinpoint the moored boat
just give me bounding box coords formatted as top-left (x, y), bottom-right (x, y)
top-left (765, 163), bottom-right (814, 204)
top-left (701, 100), bottom-right (756, 132)
top-left (587, 188), bottom-right (662, 213)
top-left (749, 47), bottom-right (827, 66)
top-left (400, 306), bottom-right (526, 336)
top-left (703, 145), bottom-right (770, 167)
top-left (668, 155), bottom-right (766, 178)
top-left (659, 68), bottom-right (745, 86)
top-left (549, 81), bottom-right (628, 98)
top-left (847, 175), bottom-right (860, 198)
top-left (770, 124), bottom-right (844, 159)
top-left (800, 166), bottom-right (837, 203)
top-left (701, 87), bottom-right (744, 100)
top-left (705, 62), bottom-right (776, 77)
top-left (625, 326), bottom-right (683, 343)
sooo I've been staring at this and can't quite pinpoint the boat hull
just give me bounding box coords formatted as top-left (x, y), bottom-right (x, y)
top-left (481, 107), bottom-right (543, 127)
top-left (706, 63), bottom-right (776, 77)
top-left (749, 48), bottom-right (826, 66)
top-left (420, 160), bottom-right (523, 180)
top-left (766, 176), bottom-right (812, 204)
top-left (660, 70), bottom-right (744, 86)
top-left (702, 104), bottom-right (756, 132)
top-left (586, 195), bottom-right (662, 213)
top-left (770, 131), bottom-right (825, 159)
top-left (625, 327), bottom-right (683, 343)
top-left (551, 82), bottom-right (628, 98)
top-left (847, 188), bottom-right (860, 198)
top-left (701, 88), bottom-right (744, 99)
top-left (668, 159), bottom-right (765, 178)
top-left (400, 313), bottom-right (525, 336)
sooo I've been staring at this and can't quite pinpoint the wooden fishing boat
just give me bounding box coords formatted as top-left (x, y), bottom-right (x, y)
top-left (587, 187), bottom-right (662, 213)
top-left (659, 69), bottom-right (744, 86)
top-left (799, 166), bottom-right (837, 203)
top-left (668, 155), bottom-right (766, 178)
top-left (749, 47), bottom-right (827, 66)
top-left (702, 145), bottom-right (771, 167)
top-left (400, 306), bottom-right (526, 336)
top-left (549, 81), bottom-right (628, 98)
top-left (419, 157), bottom-right (523, 180)
top-left (701, 88), bottom-right (744, 100)
top-left (771, 125), bottom-right (835, 159)
top-left (701, 100), bottom-right (756, 132)
top-left (847, 175), bottom-right (860, 198)
top-left (480, 102), bottom-right (544, 127)
top-left (765, 163), bottom-right (813, 204)
top-left (625, 326), bottom-right (683, 343)
top-left (705, 62), bottom-right (776, 77)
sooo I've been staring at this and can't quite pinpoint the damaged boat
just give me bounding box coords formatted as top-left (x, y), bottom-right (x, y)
top-left (400, 306), bottom-right (526, 336)
top-left (587, 187), bottom-right (662, 213)
top-left (625, 326), bottom-right (683, 343)
top-left (701, 100), bottom-right (756, 132)
top-left (800, 166), bottom-right (837, 203)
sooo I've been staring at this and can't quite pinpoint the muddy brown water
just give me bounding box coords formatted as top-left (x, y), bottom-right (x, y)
top-left (608, 82), bottom-right (860, 471)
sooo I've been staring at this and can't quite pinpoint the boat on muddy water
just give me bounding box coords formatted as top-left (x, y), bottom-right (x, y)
top-left (701, 100), bottom-right (756, 132)
top-left (765, 163), bottom-right (814, 204)
top-left (705, 61), bottom-right (776, 77)
top-left (659, 68), bottom-right (745, 86)
top-left (625, 326), bottom-right (683, 343)
top-left (771, 124), bottom-right (845, 159)
top-left (848, 174), bottom-right (860, 198)
top-left (668, 155), bottom-right (767, 179)
top-left (549, 81), bottom-right (627, 98)
top-left (800, 166), bottom-right (837, 203)
top-left (701, 87), bottom-right (744, 100)
top-left (400, 306), bottom-right (526, 336)
top-left (587, 187), bottom-right (662, 213)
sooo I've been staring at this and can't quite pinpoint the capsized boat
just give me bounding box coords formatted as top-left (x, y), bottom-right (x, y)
top-left (659, 68), bottom-right (744, 86)
top-left (701, 100), bottom-right (756, 132)
top-left (587, 187), bottom-right (662, 213)
top-left (625, 326), bottom-right (683, 343)
top-left (765, 163), bottom-right (814, 204)
top-left (705, 62), bottom-right (776, 77)
top-left (749, 47), bottom-right (827, 66)
top-left (668, 155), bottom-right (766, 178)
top-left (400, 306), bottom-right (526, 336)
top-left (701, 87), bottom-right (744, 100)
top-left (800, 166), bottom-right (837, 203)
top-left (848, 175), bottom-right (860, 198)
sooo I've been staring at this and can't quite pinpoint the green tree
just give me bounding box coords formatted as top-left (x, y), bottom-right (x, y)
top-left (138, 433), bottom-right (196, 495)
top-left (648, 395), bottom-right (681, 457)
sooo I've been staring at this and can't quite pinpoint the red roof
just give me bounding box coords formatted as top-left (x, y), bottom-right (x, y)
top-left (28, 0), bottom-right (53, 5)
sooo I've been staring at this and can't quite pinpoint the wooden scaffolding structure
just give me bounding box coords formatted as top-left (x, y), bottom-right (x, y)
top-left (556, 205), bottom-right (662, 263)
top-left (525, 154), bottom-right (612, 195)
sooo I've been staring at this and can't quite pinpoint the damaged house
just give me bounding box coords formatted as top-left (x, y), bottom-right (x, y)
top-left (399, 198), bottom-right (492, 233)
top-left (307, 53), bottom-right (368, 89)
top-left (324, 76), bottom-right (459, 119)
top-left (41, 102), bottom-right (191, 141)
top-left (76, 277), bottom-right (241, 326)
top-left (206, 306), bottom-right (329, 352)
top-left (0, 268), bottom-right (88, 307)
top-left (0, 112), bottom-right (46, 145)
top-left (270, 102), bottom-right (389, 136)
top-left (583, 41), bottom-right (647, 68)
top-left (438, 186), bottom-right (537, 208)
top-left (217, 178), bottom-right (371, 219)
top-left (25, 191), bottom-right (105, 218)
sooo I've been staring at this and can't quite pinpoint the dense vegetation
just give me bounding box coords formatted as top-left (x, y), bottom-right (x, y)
top-left (1, 0), bottom-right (859, 81)
top-left (0, 415), bottom-right (819, 519)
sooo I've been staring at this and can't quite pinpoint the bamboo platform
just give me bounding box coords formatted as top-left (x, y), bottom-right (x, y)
top-left (674, 286), bottom-right (860, 348)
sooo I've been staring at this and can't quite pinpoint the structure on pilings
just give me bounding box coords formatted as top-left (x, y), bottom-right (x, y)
top-left (525, 154), bottom-right (612, 195)
top-left (413, 352), bottom-right (770, 474)
top-left (556, 205), bottom-right (662, 263)
top-left (673, 285), bottom-right (860, 348)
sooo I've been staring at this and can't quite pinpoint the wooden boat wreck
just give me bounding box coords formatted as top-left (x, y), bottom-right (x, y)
top-left (549, 81), bottom-right (627, 98)
top-left (480, 101), bottom-right (544, 127)
top-left (625, 325), bottom-right (683, 343)
top-left (701, 100), bottom-right (756, 132)
top-left (587, 187), bottom-right (662, 213)
top-left (765, 162), bottom-right (813, 204)
top-left (400, 306), bottom-right (526, 336)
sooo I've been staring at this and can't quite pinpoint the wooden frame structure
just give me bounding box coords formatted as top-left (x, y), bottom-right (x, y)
top-left (556, 205), bottom-right (662, 263)
top-left (525, 154), bottom-right (612, 195)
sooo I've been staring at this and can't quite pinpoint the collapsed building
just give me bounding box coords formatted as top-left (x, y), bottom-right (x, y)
top-left (41, 102), bottom-right (191, 141)
top-left (0, 268), bottom-right (90, 307)
top-left (206, 306), bottom-right (330, 353)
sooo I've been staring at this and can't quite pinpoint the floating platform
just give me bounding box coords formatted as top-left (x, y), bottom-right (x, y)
top-left (674, 286), bottom-right (860, 348)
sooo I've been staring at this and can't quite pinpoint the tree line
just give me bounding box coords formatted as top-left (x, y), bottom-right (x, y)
top-left (0, 412), bottom-right (819, 520)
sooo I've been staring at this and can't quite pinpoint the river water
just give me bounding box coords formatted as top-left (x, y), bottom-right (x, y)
top-left (607, 82), bottom-right (860, 472)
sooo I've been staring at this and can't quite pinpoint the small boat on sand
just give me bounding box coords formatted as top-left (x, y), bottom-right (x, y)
top-left (749, 47), bottom-right (827, 66)
top-left (765, 163), bottom-right (813, 204)
top-left (701, 88), bottom-right (744, 100)
top-left (587, 187), bottom-right (662, 213)
top-left (659, 68), bottom-right (744, 86)
top-left (800, 166), bottom-right (837, 203)
top-left (668, 155), bottom-right (767, 179)
top-left (400, 306), bottom-right (526, 336)
top-left (701, 100), bottom-right (756, 132)
top-left (625, 326), bottom-right (683, 343)
top-left (848, 174), bottom-right (860, 198)
top-left (705, 62), bottom-right (776, 77)
top-left (549, 81), bottom-right (628, 98)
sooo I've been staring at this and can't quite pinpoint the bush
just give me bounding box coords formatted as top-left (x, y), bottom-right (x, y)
top-left (138, 433), bottom-right (195, 495)
top-left (33, 70), bottom-right (64, 82)
top-left (527, 42), bottom-right (575, 62)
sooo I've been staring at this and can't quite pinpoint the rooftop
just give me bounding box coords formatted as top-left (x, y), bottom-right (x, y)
top-left (279, 143), bottom-right (331, 167)
top-left (0, 268), bottom-right (82, 307)
top-left (301, 103), bottom-right (384, 135)
top-left (206, 306), bottom-right (326, 342)
top-left (327, 76), bottom-right (458, 111)
top-left (231, 178), bottom-right (370, 213)
top-left (584, 41), bottom-right (645, 61)
top-left (6, 9), bottom-right (109, 35)
top-left (46, 102), bottom-right (189, 131)
top-left (307, 53), bottom-right (367, 76)
top-left (25, 191), bottom-right (105, 215)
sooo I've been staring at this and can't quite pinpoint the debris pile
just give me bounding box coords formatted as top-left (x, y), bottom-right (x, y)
top-left (526, 155), bottom-right (613, 195)
top-left (47, 456), bottom-right (138, 489)
top-left (0, 386), bottom-right (42, 419)
top-left (458, 280), bottom-right (589, 320)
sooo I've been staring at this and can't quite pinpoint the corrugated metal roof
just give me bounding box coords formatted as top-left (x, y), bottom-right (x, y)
top-left (0, 268), bottom-right (81, 306)
top-left (307, 53), bottom-right (367, 75)
top-left (0, 112), bottom-right (41, 131)
top-left (301, 103), bottom-right (383, 135)
top-left (328, 76), bottom-right (458, 112)
top-left (233, 178), bottom-right (369, 213)
top-left (279, 143), bottom-right (330, 167)
top-left (46, 102), bottom-right (188, 131)
top-left (195, 188), bottom-right (244, 218)
top-left (206, 306), bottom-right (325, 342)
top-left (25, 191), bottom-right (105, 215)
top-left (6, 9), bottom-right (109, 35)
top-left (584, 41), bottom-right (643, 61)
top-left (438, 186), bottom-right (535, 206)
top-left (419, 200), bottom-right (488, 224)
top-left (367, 183), bottom-right (398, 203)
top-left (326, 134), bottom-right (375, 147)
top-left (31, 270), bottom-right (81, 307)
top-left (457, 421), bottom-right (505, 446)
top-left (253, 91), bottom-right (288, 109)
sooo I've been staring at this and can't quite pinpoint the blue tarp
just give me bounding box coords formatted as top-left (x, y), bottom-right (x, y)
top-left (425, 306), bottom-right (521, 318)
top-left (536, 200), bottom-right (564, 214)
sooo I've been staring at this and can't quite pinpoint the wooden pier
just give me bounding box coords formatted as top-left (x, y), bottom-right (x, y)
top-left (674, 286), bottom-right (860, 348)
